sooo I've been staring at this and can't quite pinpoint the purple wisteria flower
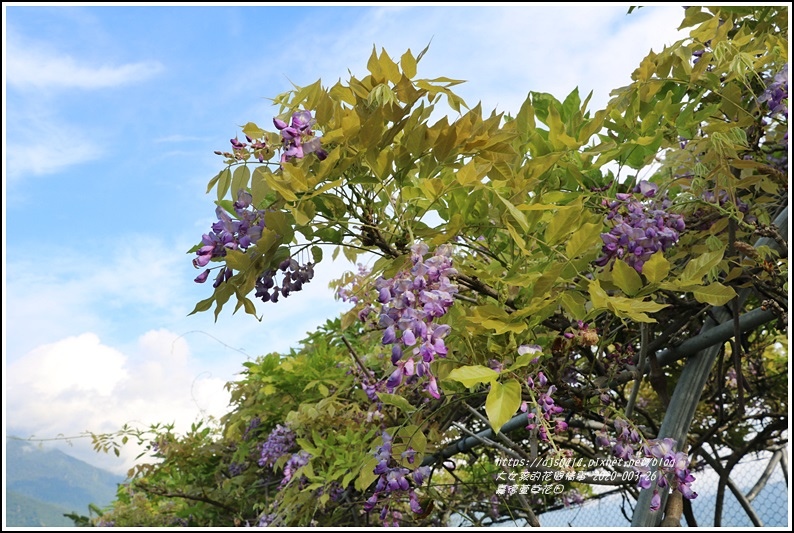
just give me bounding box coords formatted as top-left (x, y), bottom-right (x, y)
top-left (376, 243), bottom-right (458, 399)
top-left (258, 424), bottom-right (296, 468)
top-left (594, 181), bottom-right (685, 274)
top-left (280, 450), bottom-right (311, 488)
top-left (273, 110), bottom-right (328, 164)
top-left (522, 364), bottom-right (567, 440)
top-left (759, 65), bottom-right (788, 118)
top-left (613, 435), bottom-right (700, 508)
top-left (192, 189), bottom-right (267, 283)
top-left (365, 431), bottom-right (430, 526)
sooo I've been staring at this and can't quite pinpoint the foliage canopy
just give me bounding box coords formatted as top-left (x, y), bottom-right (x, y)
top-left (91, 6), bottom-right (787, 528)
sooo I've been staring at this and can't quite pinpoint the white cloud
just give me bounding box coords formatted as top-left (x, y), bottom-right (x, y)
top-left (5, 329), bottom-right (233, 474)
top-left (271, 5), bottom-right (686, 117)
top-left (4, 235), bottom-right (190, 359)
top-left (6, 42), bottom-right (163, 90)
top-left (6, 118), bottom-right (102, 179)
top-left (4, 30), bottom-right (164, 180)
top-left (13, 333), bottom-right (128, 397)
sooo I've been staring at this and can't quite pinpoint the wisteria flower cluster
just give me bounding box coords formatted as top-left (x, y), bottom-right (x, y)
top-left (193, 189), bottom-right (266, 286)
top-left (759, 65), bottom-right (789, 119)
top-left (254, 258), bottom-right (315, 304)
top-left (636, 437), bottom-right (699, 509)
top-left (599, 422), bottom-right (698, 509)
top-left (609, 418), bottom-right (642, 461)
top-left (376, 243), bottom-right (459, 399)
top-left (364, 431), bottom-right (430, 526)
top-left (258, 424), bottom-right (297, 468)
top-left (280, 450), bottom-right (312, 488)
top-left (521, 366), bottom-right (568, 441)
top-left (594, 181), bottom-right (685, 274)
top-left (274, 110), bottom-right (328, 164)
top-left (759, 65), bottom-right (788, 172)
top-left (258, 425), bottom-right (312, 489)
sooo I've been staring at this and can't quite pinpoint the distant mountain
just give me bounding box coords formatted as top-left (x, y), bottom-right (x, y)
top-left (6, 491), bottom-right (75, 527)
top-left (5, 438), bottom-right (124, 527)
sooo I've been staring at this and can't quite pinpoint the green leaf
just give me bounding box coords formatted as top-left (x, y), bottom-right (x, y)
top-left (189, 296), bottom-right (214, 316)
top-left (241, 122), bottom-right (266, 139)
top-left (216, 168), bottom-right (231, 201)
top-left (588, 279), bottom-right (609, 310)
top-left (485, 379), bottom-right (522, 433)
top-left (544, 204), bottom-right (581, 245)
top-left (355, 456), bottom-right (379, 491)
top-left (505, 352), bottom-right (540, 373)
top-left (446, 365), bottom-right (499, 388)
top-left (311, 246), bottom-right (323, 263)
top-left (565, 222), bottom-right (602, 259)
top-left (643, 251), bottom-right (670, 283)
top-left (264, 211), bottom-right (294, 243)
top-left (681, 247), bottom-right (725, 283)
top-left (377, 393), bottom-right (416, 414)
top-left (612, 259), bottom-right (643, 296)
top-left (401, 49), bottom-right (417, 78)
top-left (223, 249), bottom-right (251, 272)
top-left (691, 282), bottom-right (738, 306)
top-left (296, 438), bottom-right (320, 456)
top-left (231, 165), bottom-right (251, 199)
top-left (206, 171), bottom-right (222, 194)
top-left (396, 425), bottom-right (427, 456)
top-left (495, 192), bottom-right (529, 232)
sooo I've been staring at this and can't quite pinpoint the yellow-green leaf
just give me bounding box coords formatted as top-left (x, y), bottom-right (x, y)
top-left (560, 290), bottom-right (586, 320)
top-left (691, 282), bottom-right (738, 306)
top-left (565, 222), bottom-right (603, 259)
top-left (216, 168), bottom-right (231, 201)
top-left (485, 379), bottom-right (522, 434)
top-left (377, 392), bottom-right (416, 414)
top-left (223, 249), bottom-right (250, 271)
top-left (356, 456), bottom-right (379, 491)
top-left (681, 247), bottom-right (725, 283)
top-left (241, 122), bottom-right (266, 139)
top-left (588, 279), bottom-right (609, 310)
top-left (643, 251), bottom-right (670, 283)
top-left (446, 365), bottom-right (498, 388)
top-left (189, 296), bottom-right (214, 316)
top-left (545, 204), bottom-right (581, 245)
top-left (455, 160), bottom-right (479, 186)
top-left (401, 50), bottom-right (417, 78)
top-left (495, 192), bottom-right (529, 232)
top-left (231, 165), bottom-right (251, 198)
top-left (612, 259), bottom-right (643, 296)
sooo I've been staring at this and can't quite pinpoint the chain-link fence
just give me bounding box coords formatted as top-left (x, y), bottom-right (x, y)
top-left (538, 449), bottom-right (789, 527)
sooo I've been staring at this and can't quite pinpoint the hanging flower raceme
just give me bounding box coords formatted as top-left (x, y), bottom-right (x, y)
top-left (376, 243), bottom-right (458, 399)
top-left (192, 189), bottom-right (267, 286)
top-left (273, 110), bottom-right (328, 164)
top-left (521, 358), bottom-right (568, 442)
top-left (364, 431), bottom-right (431, 526)
top-left (598, 423), bottom-right (699, 509)
top-left (759, 65), bottom-right (788, 119)
top-left (258, 424), bottom-right (297, 468)
top-left (634, 437), bottom-right (698, 504)
top-left (594, 181), bottom-right (685, 274)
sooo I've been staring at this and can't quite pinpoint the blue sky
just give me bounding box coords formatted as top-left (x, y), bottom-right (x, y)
top-left (3, 4), bottom-right (687, 473)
